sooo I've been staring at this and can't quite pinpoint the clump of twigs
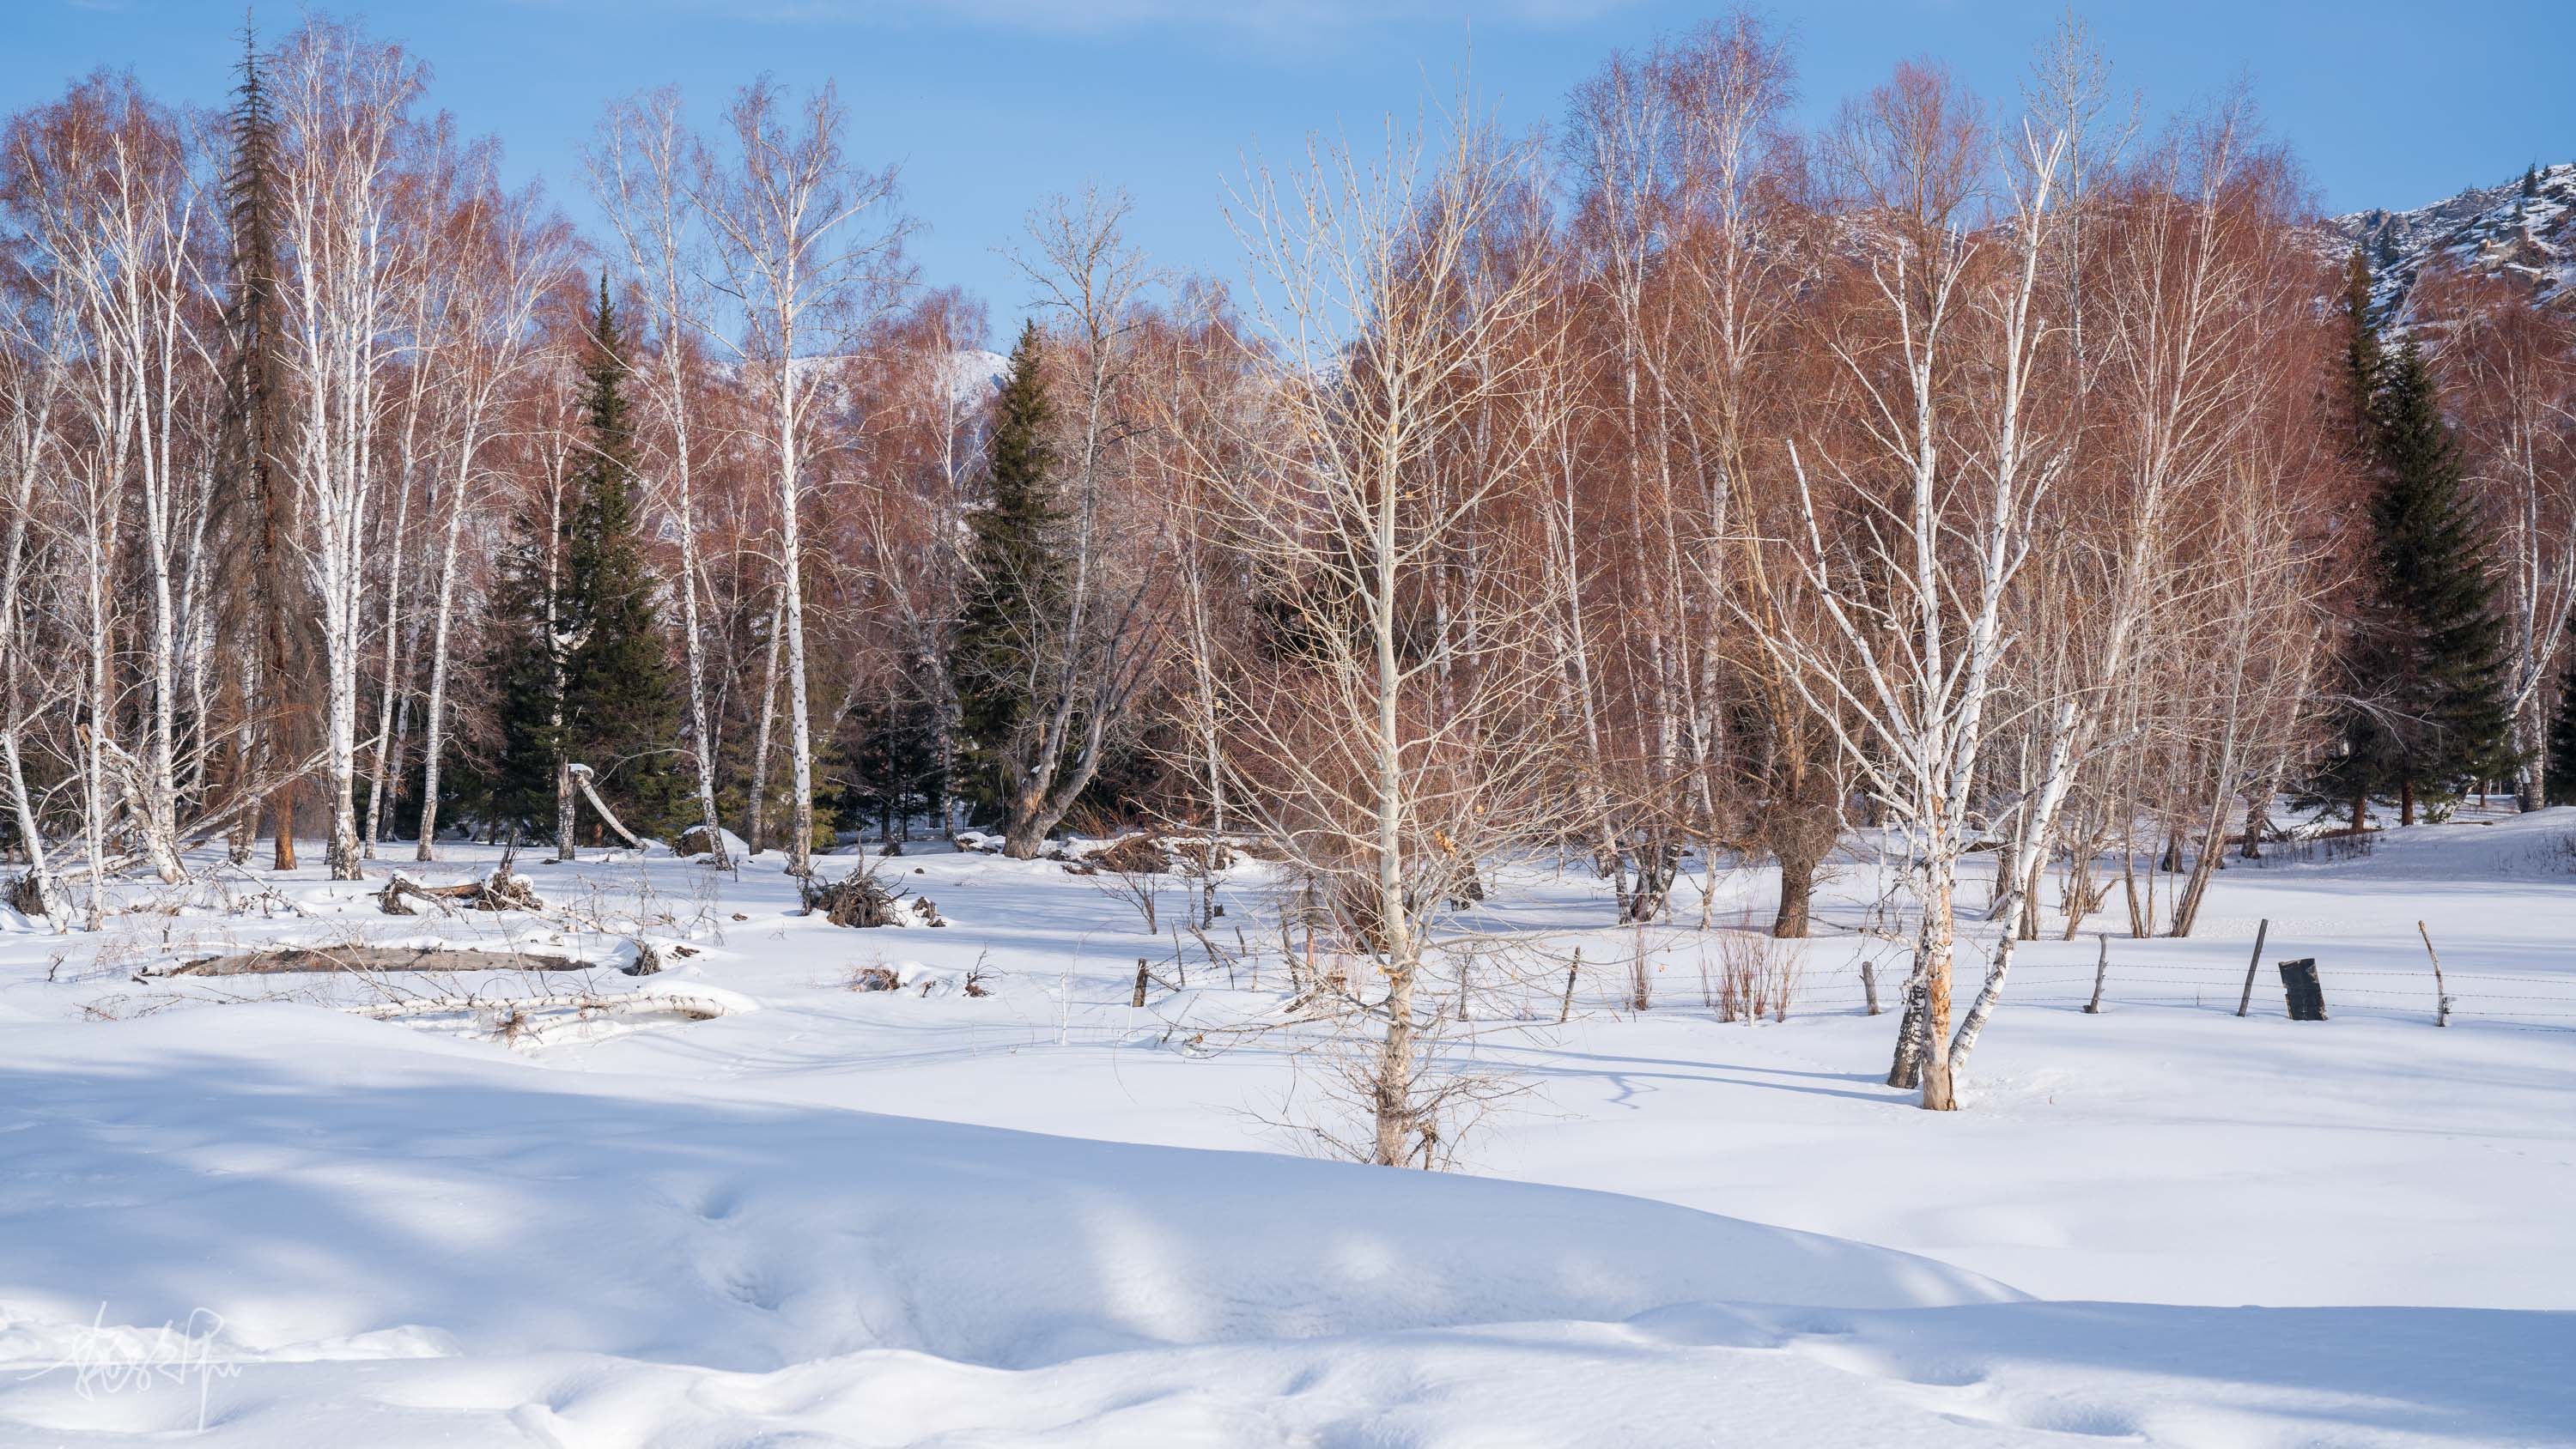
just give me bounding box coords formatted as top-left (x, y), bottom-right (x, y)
top-left (1710, 930), bottom-right (1804, 1023)
top-left (1090, 833), bottom-right (1170, 876)
top-left (801, 861), bottom-right (931, 928)
top-left (1091, 852), bottom-right (1164, 933)
top-left (374, 864), bottom-right (543, 916)
top-left (5, 870), bottom-right (57, 919)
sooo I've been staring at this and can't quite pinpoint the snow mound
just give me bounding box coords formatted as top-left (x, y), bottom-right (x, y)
top-left (0, 1007), bottom-right (2009, 1380)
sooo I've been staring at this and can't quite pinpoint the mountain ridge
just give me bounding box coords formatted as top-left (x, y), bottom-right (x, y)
top-left (2321, 161), bottom-right (2576, 323)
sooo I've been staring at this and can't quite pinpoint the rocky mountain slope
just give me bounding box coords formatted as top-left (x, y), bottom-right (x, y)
top-left (2323, 161), bottom-right (2576, 321)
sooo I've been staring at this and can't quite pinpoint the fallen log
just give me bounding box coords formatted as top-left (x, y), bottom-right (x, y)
top-left (375, 867), bottom-right (542, 916)
top-left (168, 945), bottom-right (592, 977)
top-left (350, 991), bottom-right (730, 1022)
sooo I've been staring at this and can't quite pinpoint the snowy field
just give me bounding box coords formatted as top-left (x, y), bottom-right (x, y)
top-left (1, 810), bottom-right (2571, 1446)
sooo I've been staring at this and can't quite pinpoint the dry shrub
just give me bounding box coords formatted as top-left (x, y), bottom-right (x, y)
top-left (1091, 833), bottom-right (1170, 876)
top-left (803, 864), bottom-right (909, 927)
top-left (1711, 930), bottom-right (1804, 1023)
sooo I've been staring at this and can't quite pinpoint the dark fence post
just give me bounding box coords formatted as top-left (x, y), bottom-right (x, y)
top-left (2235, 918), bottom-right (2269, 1017)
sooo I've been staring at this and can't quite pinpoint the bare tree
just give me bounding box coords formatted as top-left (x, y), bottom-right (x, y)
top-left (1747, 64), bottom-right (2073, 1110)
top-left (588, 86), bottom-right (732, 864)
top-left (411, 174), bottom-right (567, 858)
top-left (1213, 103), bottom-right (1561, 1164)
top-left (976, 188), bottom-right (1173, 859)
top-left (695, 78), bottom-right (909, 878)
top-left (270, 19), bottom-right (427, 880)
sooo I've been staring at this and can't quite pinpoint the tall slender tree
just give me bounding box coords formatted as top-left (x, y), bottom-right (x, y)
top-left (2549, 647), bottom-right (2576, 806)
top-left (2370, 342), bottom-right (2515, 817)
top-left (562, 276), bottom-right (682, 834)
top-left (216, 21), bottom-right (309, 870)
top-left (950, 319), bottom-right (1061, 820)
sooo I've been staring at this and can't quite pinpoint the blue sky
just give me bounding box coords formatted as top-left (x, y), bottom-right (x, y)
top-left (14, 1), bottom-right (2573, 345)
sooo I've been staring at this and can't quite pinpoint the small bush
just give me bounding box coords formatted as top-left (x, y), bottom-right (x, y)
top-left (1712, 931), bottom-right (1804, 1023)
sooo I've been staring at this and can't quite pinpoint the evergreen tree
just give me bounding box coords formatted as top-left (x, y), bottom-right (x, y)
top-left (2523, 163), bottom-right (2541, 200)
top-left (2549, 650), bottom-right (2576, 807)
top-left (216, 21), bottom-right (308, 868)
top-left (949, 321), bottom-right (1064, 820)
top-left (2311, 249), bottom-right (2394, 824)
top-left (483, 281), bottom-right (681, 847)
top-left (483, 490), bottom-right (570, 840)
top-left (561, 276), bottom-right (683, 836)
top-left (2326, 343), bottom-right (2516, 824)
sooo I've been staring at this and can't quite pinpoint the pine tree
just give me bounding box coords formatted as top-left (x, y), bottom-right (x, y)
top-left (2549, 651), bottom-right (2576, 807)
top-left (949, 321), bottom-right (1064, 820)
top-left (216, 21), bottom-right (307, 869)
top-left (2312, 249), bottom-right (2394, 825)
top-left (2357, 343), bottom-right (2515, 822)
top-left (483, 490), bottom-right (570, 841)
top-left (560, 276), bottom-right (682, 837)
top-left (2312, 257), bottom-right (2514, 826)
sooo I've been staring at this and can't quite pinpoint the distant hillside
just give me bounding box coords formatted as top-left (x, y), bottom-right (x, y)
top-left (2322, 161), bottom-right (2576, 323)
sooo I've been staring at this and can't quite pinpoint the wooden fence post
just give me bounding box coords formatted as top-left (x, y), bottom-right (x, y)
top-left (2235, 918), bottom-right (2269, 1017)
top-left (2085, 933), bottom-right (2110, 1015)
top-left (1558, 948), bottom-right (1582, 1024)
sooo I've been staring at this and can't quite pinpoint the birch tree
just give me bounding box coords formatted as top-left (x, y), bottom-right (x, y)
top-left (695, 78), bottom-right (909, 877)
top-left (589, 86), bottom-right (731, 863)
top-left (1214, 106), bottom-right (1562, 1164)
top-left (1749, 64), bottom-right (2073, 1110)
top-left (271, 19), bottom-right (425, 879)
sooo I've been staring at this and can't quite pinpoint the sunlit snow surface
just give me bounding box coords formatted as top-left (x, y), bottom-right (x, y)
top-left (0, 809), bottom-right (2568, 1445)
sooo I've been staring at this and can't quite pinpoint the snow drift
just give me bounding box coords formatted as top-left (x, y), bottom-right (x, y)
top-left (0, 1006), bottom-right (2008, 1379)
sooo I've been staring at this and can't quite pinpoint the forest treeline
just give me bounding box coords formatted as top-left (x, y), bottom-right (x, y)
top-left (3, 14), bottom-right (2569, 1132)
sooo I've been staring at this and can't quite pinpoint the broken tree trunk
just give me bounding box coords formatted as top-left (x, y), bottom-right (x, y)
top-left (170, 945), bottom-right (593, 976)
top-left (375, 867), bottom-right (542, 915)
top-left (569, 763), bottom-right (645, 850)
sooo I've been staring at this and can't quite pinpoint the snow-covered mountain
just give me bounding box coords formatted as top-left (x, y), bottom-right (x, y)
top-left (2322, 161), bottom-right (2576, 321)
top-left (944, 346), bottom-right (1008, 402)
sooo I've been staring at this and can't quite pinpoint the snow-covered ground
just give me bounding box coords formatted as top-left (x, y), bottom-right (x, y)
top-left (0, 809), bottom-right (2569, 1446)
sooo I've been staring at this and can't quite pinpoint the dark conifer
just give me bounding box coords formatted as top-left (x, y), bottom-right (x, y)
top-left (561, 276), bottom-right (683, 836)
top-left (216, 19), bottom-right (308, 868)
top-left (483, 491), bottom-right (571, 840)
top-left (2549, 649), bottom-right (2576, 807)
top-left (2330, 343), bottom-right (2516, 823)
top-left (2337, 247), bottom-right (2382, 454)
top-left (949, 321), bottom-right (1063, 818)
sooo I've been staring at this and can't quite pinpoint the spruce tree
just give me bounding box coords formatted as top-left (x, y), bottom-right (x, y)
top-left (560, 276), bottom-right (682, 837)
top-left (217, 21), bottom-right (307, 869)
top-left (950, 321), bottom-right (1064, 820)
top-left (483, 281), bottom-right (681, 847)
top-left (2312, 249), bottom-right (2393, 824)
top-left (2357, 343), bottom-right (2515, 822)
top-left (483, 491), bottom-right (570, 840)
top-left (2549, 651), bottom-right (2576, 807)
